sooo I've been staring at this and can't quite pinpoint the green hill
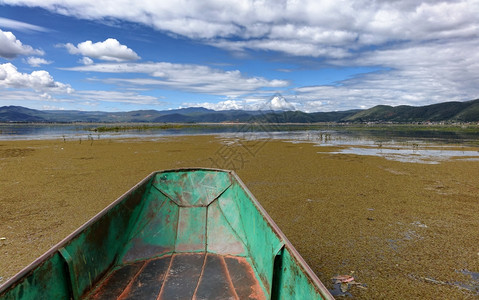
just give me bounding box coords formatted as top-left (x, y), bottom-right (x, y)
top-left (1, 99), bottom-right (479, 123)
top-left (345, 99), bottom-right (479, 123)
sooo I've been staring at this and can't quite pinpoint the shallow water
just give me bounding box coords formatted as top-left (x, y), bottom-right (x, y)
top-left (0, 124), bottom-right (242, 141)
top-left (2, 124), bottom-right (479, 164)
top-left (220, 130), bottom-right (479, 164)
top-left (326, 146), bottom-right (479, 164)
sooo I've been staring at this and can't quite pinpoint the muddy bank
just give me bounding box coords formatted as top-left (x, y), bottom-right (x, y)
top-left (0, 135), bottom-right (478, 298)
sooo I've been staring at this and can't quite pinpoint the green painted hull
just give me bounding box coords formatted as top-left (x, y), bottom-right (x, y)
top-left (0, 168), bottom-right (333, 299)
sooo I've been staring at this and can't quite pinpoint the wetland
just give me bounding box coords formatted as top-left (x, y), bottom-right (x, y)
top-left (0, 124), bottom-right (479, 298)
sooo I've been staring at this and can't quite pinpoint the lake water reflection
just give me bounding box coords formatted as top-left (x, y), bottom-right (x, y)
top-left (219, 128), bottom-right (479, 164)
top-left (1, 123), bottom-right (478, 163)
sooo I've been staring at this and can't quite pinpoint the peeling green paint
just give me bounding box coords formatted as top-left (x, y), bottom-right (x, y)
top-left (0, 169), bottom-right (333, 299)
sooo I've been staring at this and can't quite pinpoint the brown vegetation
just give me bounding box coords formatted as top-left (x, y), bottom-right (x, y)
top-left (0, 136), bottom-right (478, 298)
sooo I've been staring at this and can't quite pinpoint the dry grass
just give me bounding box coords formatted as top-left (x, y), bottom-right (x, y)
top-left (1, 135), bottom-right (478, 298)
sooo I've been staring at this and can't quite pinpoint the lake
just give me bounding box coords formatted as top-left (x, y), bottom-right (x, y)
top-left (1, 123), bottom-right (479, 164)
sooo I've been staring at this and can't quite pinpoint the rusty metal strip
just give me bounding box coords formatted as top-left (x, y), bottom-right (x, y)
top-left (155, 254), bottom-right (175, 300)
top-left (117, 260), bottom-right (148, 299)
top-left (86, 261), bottom-right (144, 299)
top-left (120, 256), bottom-right (171, 299)
top-left (191, 252), bottom-right (208, 298)
top-left (219, 254), bottom-right (240, 300)
top-left (204, 200), bottom-right (209, 252)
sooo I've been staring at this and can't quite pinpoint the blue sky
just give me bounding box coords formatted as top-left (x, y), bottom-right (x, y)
top-left (0, 1), bottom-right (478, 112)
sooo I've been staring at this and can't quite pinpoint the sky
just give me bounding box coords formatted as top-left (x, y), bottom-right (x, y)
top-left (0, 0), bottom-right (478, 112)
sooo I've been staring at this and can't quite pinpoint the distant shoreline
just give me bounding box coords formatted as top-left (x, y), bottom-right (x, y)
top-left (1, 122), bottom-right (479, 147)
top-left (2, 99), bottom-right (479, 123)
top-left (2, 121), bottom-right (478, 130)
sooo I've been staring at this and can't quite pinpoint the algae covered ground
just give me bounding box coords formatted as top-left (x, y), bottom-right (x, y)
top-left (0, 135), bottom-right (478, 298)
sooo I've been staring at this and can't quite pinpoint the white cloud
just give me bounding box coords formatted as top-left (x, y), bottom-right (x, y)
top-left (292, 38), bottom-right (479, 112)
top-left (182, 100), bottom-right (245, 111)
top-left (65, 38), bottom-right (140, 62)
top-left (64, 62), bottom-right (289, 97)
top-left (3, 0), bottom-right (479, 111)
top-left (42, 105), bottom-right (65, 110)
top-left (40, 92), bottom-right (52, 99)
top-left (73, 90), bottom-right (161, 105)
top-left (0, 63), bottom-right (73, 94)
top-left (182, 95), bottom-right (298, 111)
top-left (25, 57), bottom-right (52, 67)
top-left (79, 57), bottom-right (94, 65)
top-left (212, 39), bottom-right (351, 58)
top-left (0, 86), bottom-right (162, 108)
top-left (266, 94), bottom-right (296, 111)
top-left (0, 17), bottom-right (49, 32)
top-left (0, 29), bottom-right (44, 58)
top-left (2, 0), bottom-right (477, 58)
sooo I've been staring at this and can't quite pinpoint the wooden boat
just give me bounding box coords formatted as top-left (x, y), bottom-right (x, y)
top-left (0, 168), bottom-right (333, 299)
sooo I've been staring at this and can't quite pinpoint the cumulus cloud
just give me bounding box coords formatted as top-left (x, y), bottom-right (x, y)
top-left (181, 100), bottom-right (246, 111)
top-left (0, 29), bottom-right (44, 58)
top-left (0, 63), bottom-right (73, 94)
top-left (266, 94), bottom-right (296, 110)
top-left (2, 0), bottom-right (477, 58)
top-left (183, 95), bottom-right (298, 111)
top-left (64, 62), bottom-right (289, 97)
top-left (65, 38), bottom-right (140, 62)
top-left (3, 0), bottom-right (478, 110)
top-left (291, 38), bottom-right (479, 112)
top-left (25, 57), bottom-right (52, 67)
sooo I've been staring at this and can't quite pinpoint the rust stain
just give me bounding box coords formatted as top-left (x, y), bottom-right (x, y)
top-left (117, 261), bottom-right (147, 300)
top-left (121, 240), bottom-right (172, 263)
top-left (224, 255), bottom-right (267, 300)
top-left (191, 252), bottom-right (208, 300)
top-left (219, 255), bottom-right (240, 300)
top-left (155, 254), bottom-right (175, 300)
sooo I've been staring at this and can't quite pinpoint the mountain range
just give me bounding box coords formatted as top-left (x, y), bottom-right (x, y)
top-left (1, 99), bottom-right (479, 123)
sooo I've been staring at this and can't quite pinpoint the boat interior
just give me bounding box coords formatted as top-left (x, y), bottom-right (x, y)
top-left (0, 169), bottom-right (331, 300)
